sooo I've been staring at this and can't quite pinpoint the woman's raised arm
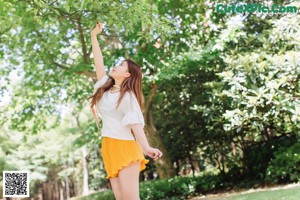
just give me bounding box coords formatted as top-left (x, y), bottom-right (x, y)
top-left (91, 22), bottom-right (106, 81)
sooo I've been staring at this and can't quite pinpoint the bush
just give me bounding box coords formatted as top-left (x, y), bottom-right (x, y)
top-left (79, 168), bottom-right (300, 200)
top-left (78, 189), bottom-right (114, 200)
top-left (265, 142), bottom-right (300, 184)
top-left (243, 134), bottom-right (297, 180)
top-left (77, 173), bottom-right (222, 200)
top-left (140, 175), bottom-right (195, 200)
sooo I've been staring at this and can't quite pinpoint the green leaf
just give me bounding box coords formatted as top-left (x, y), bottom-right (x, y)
top-left (80, 0), bottom-right (85, 10)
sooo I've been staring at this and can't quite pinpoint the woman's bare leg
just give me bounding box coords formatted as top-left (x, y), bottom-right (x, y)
top-left (109, 177), bottom-right (122, 200)
top-left (118, 161), bottom-right (141, 200)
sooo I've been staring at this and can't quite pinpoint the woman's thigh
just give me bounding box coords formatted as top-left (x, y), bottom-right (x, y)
top-left (109, 177), bottom-right (122, 200)
top-left (118, 161), bottom-right (141, 200)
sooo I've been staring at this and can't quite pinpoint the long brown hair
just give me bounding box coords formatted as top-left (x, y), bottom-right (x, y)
top-left (87, 59), bottom-right (144, 129)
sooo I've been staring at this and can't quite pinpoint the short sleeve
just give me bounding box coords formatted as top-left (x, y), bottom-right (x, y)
top-left (94, 74), bottom-right (109, 93)
top-left (121, 93), bottom-right (145, 127)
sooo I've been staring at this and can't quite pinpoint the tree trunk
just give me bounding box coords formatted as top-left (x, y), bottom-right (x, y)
top-left (38, 182), bottom-right (43, 200)
top-left (53, 168), bottom-right (60, 200)
top-left (175, 160), bottom-right (180, 175)
top-left (60, 185), bottom-right (64, 200)
top-left (144, 83), bottom-right (176, 179)
top-left (65, 174), bottom-right (70, 200)
top-left (82, 145), bottom-right (89, 195)
top-left (63, 161), bottom-right (70, 200)
top-left (40, 166), bottom-right (61, 200)
top-left (71, 169), bottom-right (77, 197)
top-left (74, 113), bottom-right (89, 196)
top-left (192, 158), bottom-right (201, 173)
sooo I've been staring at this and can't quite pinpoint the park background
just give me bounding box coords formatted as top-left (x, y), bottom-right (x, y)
top-left (0, 0), bottom-right (299, 199)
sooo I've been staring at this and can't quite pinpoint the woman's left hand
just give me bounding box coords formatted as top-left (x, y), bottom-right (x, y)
top-left (91, 21), bottom-right (103, 35)
top-left (144, 147), bottom-right (163, 161)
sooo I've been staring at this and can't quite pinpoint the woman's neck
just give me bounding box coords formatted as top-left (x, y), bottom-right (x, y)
top-left (113, 78), bottom-right (123, 88)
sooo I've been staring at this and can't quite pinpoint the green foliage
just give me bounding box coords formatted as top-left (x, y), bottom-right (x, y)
top-left (77, 189), bottom-right (115, 200)
top-left (219, 50), bottom-right (300, 136)
top-left (140, 175), bottom-right (194, 200)
top-left (0, 0), bottom-right (174, 134)
top-left (215, 13), bottom-right (300, 138)
top-left (191, 2), bottom-right (300, 179)
top-left (224, 135), bottom-right (298, 181)
top-left (78, 175), bottom-right (209, 200)
top-left (79, 172), bottom-right (289, 200)
top-left (266, 141), bottom-right (300, 183)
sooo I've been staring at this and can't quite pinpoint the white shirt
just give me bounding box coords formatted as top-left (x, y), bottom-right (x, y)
top-left (94, 74), bottom-right (145, 140)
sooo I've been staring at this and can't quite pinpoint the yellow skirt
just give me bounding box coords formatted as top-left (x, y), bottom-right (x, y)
top-left (100, 136), bottom-right (150, 179)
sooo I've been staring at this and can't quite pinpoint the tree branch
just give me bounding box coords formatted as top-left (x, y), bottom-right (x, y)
top-left (76, 16), bottom-right (89, 64)
top-left (35, 31), bottom-right (96, 79)
top-left (145, 82), bottom-right (157, 117)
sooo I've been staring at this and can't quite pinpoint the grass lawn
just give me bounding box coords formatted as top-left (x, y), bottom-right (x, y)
top-left (193, 183), bottom-right (300, 200)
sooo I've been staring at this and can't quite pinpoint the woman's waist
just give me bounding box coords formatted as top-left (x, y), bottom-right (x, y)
top-left (102, 136), bottom-right (136, 141)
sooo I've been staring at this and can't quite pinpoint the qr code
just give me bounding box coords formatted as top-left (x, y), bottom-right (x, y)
top-left (3, 171), bottom-right (30, 197)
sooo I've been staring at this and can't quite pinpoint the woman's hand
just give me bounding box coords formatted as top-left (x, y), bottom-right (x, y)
top-left (91, 21), bottom-right (103, 35)
top-left (144, 147), bottom-right (163, 161)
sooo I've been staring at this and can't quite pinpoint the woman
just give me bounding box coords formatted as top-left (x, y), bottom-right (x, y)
top-left (88, 22), bottom-right (163, 200)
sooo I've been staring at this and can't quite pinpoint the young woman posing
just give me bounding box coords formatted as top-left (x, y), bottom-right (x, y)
top-left (88, 22), bottom-right (163, 200)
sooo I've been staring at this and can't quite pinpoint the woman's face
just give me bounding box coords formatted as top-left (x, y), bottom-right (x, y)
top-left (109, 61), bottom-right (130, 78)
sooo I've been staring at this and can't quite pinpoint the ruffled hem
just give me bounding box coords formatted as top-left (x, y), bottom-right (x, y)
top-left (106, 158), bottom-right (150, 179)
